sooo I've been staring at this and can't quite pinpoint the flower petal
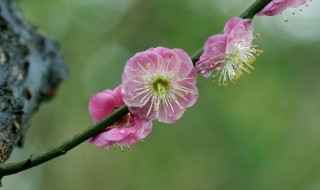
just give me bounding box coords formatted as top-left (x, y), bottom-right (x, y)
top-left (223, 17), bottom-right (243, 35)
top-left (114, 85), bottom-right (125, 107)
top-left (288, 0), bottom-right (308, 7)
top-left (128, 101), bottom-right (157, 121)
top-left (257, 0), bottom-right (308, 16)
top-left (172, 48), bottom-right (194, 77)
top-left (122, 51), bottom-right (163, 81)
top-left (88, 132), bottom-right (115, 147)
top-left (196, 34), bottom-right (228, 78)
top-left (88, 92), bottom-right (117, 123)
top-left (149, 47), bottom-right (182, 76)
top-left (122, 75), bottom-right (151, 107)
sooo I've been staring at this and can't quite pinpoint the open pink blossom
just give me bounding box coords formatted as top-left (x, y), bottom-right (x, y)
top-left (121, 47), bottom-right (198, 124)
top-left (196, 17), bottom-right (262, 85)
top-left (88, 85), bottom-right (152, 148)
top-left (257, 0), bottom-right (308, 16)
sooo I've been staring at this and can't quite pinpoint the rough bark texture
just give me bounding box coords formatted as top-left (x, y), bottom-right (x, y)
top-left (0, 0), bottom-right (67, 163)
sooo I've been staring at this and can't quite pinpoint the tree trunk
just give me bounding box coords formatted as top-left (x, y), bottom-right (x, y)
top-left (0, 0), bottom-right (67, 163)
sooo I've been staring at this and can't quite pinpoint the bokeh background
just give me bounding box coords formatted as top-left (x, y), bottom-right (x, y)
top-left (3, 0), bottom-right (320, 189)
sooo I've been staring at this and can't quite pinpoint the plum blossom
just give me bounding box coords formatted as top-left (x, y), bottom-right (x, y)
top-left (196, 17), bottom-right (262, 86)
top-left (257, 0), bottom-right (309, 17)
top-left (88, 85), bottom-right (152, 148)
top-left (122, 47), bottom-right (198, 124)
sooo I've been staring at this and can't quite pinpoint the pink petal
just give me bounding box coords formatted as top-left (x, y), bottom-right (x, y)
top-left (89, 92), bottom-right (117, 123)
top-left (158, 102), bottom-right (185, 124)
top-left (196, 34), bottom-right (228, 78)
top-left (288, 0), bottom-right (308, 7)
top-left (121, 75), bottom-right (149, 107)
top-left (114, 85), bottom-right (125, 107)
top-left (273, 0), bottom-right (288, 3)
top-left (262, 4), bottom-right (287, 16)
top-left (88, 132), bottom-right (115, 148)
top-left (122, 51), bottom-right (163, 81)
top-left (257, 0), bottom-right (307, 16)
top-left (103, 128), bottom-right (128, 141)
top-left (119, 136), bottom-right (138, 147)
top-left (223, 17), bottom-right (243, 34)
top-left (149, 47), bottom-right (182, 75)
top-left (172, 48), bottom-right (194, 77)
top-left (136, 120), bottom-right (153, 139)
top-left (128, 101), bottom-right (157, 121)
top-left (257, 1), bottom-right (280, 16)
top-left (173, 70), bottom-right (199, 108)
top-left (202, 34), bottom-right (228, 60)
top-left (226, 19), bottom-right (253, 51)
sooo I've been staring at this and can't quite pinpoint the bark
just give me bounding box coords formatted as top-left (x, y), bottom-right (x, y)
top-left (0, 0), bottom-right (67, 163)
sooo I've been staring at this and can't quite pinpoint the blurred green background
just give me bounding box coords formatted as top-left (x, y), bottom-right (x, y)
top-left (3, 0), bottom-right (320, 189)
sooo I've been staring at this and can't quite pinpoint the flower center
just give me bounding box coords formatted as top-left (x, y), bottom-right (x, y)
top-left (151, 76), bottom-right (171, 97)
top-left (217, 41), bottom-right (262, 86)
top-left (113, 112), bottom-right (132, 128)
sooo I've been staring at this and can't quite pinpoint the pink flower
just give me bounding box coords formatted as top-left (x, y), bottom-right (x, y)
top-left (257, 0), bottom-right (308, 16)
top-left (121, 47), bottom-right (198, 124)
top-left (88, 85), bottom-right (152, 148)
top-left (196, 17), bottom-right (262, 85)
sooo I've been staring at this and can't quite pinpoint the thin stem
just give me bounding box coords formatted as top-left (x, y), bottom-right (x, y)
top-left (239, 0), bottom-right (272, 19)
top-left (0, 0), bottom-right (272, 178)
top-left (0, 106), bottom-right (129, 177)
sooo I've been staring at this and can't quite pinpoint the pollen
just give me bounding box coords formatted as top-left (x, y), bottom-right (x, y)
top-left (218, 42), bottom-right (261, 86)
top-left (113, 113), bottom-right (132, 127)
top-left (151, 76), bottom-right (171, 97)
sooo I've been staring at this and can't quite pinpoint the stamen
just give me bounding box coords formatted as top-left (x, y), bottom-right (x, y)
top-left (173, 86), bottom-right (196, 95)
top-left (146, 95), bottom-right (156, 117)
top-left (288, 7), bottom-right (296, 15)
top-left (281, 12), bottom-right (289, 22)
top-left (140, 91), bottom-right (153, 106)
top-left (130, 88), bottom-right (151, 101)
top-left (161, 97), bottom-right (168, 119)
top-left (171, 89), bottom-right (188, 101)
top-left (137, 62), bottom-right (153, 77)
top-left (214, 40), bottom-right (261, 86)
top-left (254, 33), bottom-right (261, 39)
top-left (167, 92), bottom-right (183, 109)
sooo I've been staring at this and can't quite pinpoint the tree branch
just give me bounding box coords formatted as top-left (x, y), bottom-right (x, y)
top-left (0, 0), bottom-right (271, 180)
top-left (0, 0), bottom-right (67, 165)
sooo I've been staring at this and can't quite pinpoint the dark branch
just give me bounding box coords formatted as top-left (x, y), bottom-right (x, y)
top-left (0, 0), bottom-right (67, 164)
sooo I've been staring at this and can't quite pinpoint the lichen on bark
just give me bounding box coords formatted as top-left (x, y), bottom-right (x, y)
top-left (0, 0), bottom-right (67, 164)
